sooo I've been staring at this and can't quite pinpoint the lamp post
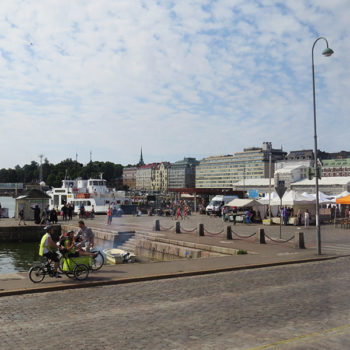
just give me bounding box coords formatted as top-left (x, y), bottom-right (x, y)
top-left (312, 37), bottom-right (334, 255)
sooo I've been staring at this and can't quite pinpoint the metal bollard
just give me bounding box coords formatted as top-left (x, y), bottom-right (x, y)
top-left (198, 223), bottom-right (204, 236)
top-left (154, 219), bottom-right (160, 231)
top-left (295, 231), bottom-right (305, 249)
top-left (226, 226), bottom-right (232, 240)
top-left (175, 221), bottom-right (181, 234)
top-left (257, 228), bottom-right (266, 244)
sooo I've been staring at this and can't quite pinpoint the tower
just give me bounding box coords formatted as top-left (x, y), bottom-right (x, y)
top-left (138, 147), bottom-right (145, 166)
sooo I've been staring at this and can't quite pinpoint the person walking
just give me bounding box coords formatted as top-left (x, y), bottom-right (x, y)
top-left (18, 207), bottom-right (26, 225)
top-left (107, 207), bottom-right (112, 225)
top-left (304, 209), bottom-right (310, 228)
top-left (297, 209), bottom-right (302, 226)
top-left (282, 207), bottom-right (288, 226)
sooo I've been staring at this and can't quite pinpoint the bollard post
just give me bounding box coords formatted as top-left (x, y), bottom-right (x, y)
top-left (198, 223), bottom-right (204, 236)
top-left (295, 231), bottom-right (305, 249)
top-left (175, 221), bottom-right (181, 234)
top-left (226, 226), bottom-right (232, 240)
top-left (256, 228), bottom-right (266, 244)
top-left (154, 219), bottom-right (160, 231)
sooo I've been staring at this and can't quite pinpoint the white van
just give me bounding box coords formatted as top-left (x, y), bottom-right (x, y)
top-left (206, 195), bottom-right (238, 215)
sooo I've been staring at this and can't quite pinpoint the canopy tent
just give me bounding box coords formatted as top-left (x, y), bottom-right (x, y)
top-left (268, 190), bottom-right (315, 206)
top-left (302, 191), bottom-right (335, 204)
top-left (226, 198), bottom-right (262, 208)
top-left (336, 195), bottom-right (350, 205)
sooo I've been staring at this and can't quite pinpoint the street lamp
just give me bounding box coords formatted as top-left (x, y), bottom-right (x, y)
top-left (312, 37), bottom-right (334, 255)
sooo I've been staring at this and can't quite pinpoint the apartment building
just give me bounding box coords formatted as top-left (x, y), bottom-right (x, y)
top-left (196, 142), bottom-right (286, 189)
top-left (168, 158), bottom-right (198, 189)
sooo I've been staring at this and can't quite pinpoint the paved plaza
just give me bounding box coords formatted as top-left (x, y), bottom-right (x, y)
top-left (1, 213), bottom-right (350, 349)
top-left (1, 256), bottom-right (350, 349)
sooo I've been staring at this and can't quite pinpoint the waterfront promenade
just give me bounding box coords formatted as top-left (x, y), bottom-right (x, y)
top-left (1, 213), bottom-right (350, 296)
top-left (2, 214), bottom-right (350, 349)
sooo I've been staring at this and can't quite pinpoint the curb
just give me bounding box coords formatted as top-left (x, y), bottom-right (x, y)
top-left (0, 255), bottom-right (341, 297)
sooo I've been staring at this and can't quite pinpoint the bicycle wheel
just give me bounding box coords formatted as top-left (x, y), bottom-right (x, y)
top-left (29, 265), bottom-right (46, 283)
top-left (73, 264), bottom-right (89, 280)
top-left (91, 251), bottom-right (104, 271)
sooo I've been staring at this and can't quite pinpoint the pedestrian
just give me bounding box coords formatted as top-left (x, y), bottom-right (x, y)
top-left (107, 206), bottom-right (112, 225)
top-left (31, 205), bottom-right (41, 224)
top-left (245, 210), bottom-right (252, 224)
top-left (304, 209), bottom-right (310, 227)
top-left (297, 209), bottom-right (302, 226)
top-left (68, 203), bottom-right (73, 220)
top-left (282, 207), bottom-right (288, 226)
top-left (18, 207), bottom-right (26, 225)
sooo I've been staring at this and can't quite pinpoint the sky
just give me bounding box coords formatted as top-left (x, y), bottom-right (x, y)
top-left (0, 0), bottom-right (349, 168)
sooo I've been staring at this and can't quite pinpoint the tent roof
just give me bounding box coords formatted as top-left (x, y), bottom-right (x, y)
top-left (268, 190), bottom-right (315, 206)
top-left (226, 198), bottom-right (261, 208)
top-left (16, 189), bottom-right (50, 199)
top-left (336, 194), bottom-right (350, 204)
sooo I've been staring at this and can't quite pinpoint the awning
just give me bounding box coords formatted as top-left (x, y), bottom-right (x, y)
top-left (226, 198), bottom-right (262, 208)
top-left (336, 195), bottom-right (350, 205)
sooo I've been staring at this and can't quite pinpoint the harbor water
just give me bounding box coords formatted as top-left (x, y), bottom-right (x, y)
top-left (0, 242), bottom-right (40, 274)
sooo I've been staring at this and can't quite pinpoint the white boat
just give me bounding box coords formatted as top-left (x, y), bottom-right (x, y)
top-left (47, 177), bottom-right (132, 214)
top-left (103, 248), bottom-right (136, 264)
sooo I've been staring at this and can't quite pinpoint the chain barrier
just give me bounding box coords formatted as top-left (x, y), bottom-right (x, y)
top-left (264, 233), bottom-right (295, 243)
top-left (159, 225), bottom-right (175, 231)
top-left (231, 230), bottom-right (257, 239)
top-left (203, 228), bottom-right (225, 236)
top-left (180, 226), bottom-right (197, 233)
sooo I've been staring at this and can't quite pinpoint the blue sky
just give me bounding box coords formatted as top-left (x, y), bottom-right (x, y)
top-left (0, 0), bottom-right (348, 168)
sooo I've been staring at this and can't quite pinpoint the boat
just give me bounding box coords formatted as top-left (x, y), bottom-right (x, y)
top-left (47, 176), bottom-right (133, 214)
top-left (103, 248), bottom-right (136, 264)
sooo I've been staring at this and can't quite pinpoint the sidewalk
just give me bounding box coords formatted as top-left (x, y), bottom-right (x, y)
top-left (0, 214), bottom-right (347, 297)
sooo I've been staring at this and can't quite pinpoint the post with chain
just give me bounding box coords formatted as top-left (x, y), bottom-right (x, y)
top-left (295, 231), bottom-right (305, 249)
top-left (226, 226), bottom-right (232, 240)
top-left (198, 223), bottom-right (204, 236)
top-left (256, 228), bottom-right (266, 244)
top-left (175, 221), bottom-right (181, 234)
top-left (154, 219), bottom-right (160, 231)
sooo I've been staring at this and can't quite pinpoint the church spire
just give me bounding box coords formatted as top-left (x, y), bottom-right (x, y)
top-left (138, 147), bottom-right (145, 166)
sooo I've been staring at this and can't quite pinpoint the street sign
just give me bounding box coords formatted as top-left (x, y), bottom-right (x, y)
top-left (248, 189), bottom-right (259, 198)
top-left (275, 180), bottom-right (287, 199)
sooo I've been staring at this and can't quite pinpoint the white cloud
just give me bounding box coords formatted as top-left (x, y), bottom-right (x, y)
top-left (0, 0), bottom-right (348, 169)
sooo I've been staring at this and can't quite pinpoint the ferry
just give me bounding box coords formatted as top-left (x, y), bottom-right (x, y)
top-left (47, 177), bottom-right (132, 214)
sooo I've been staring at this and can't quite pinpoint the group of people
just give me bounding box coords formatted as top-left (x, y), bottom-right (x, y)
top-left (38, 220), bottom-right (97, 278)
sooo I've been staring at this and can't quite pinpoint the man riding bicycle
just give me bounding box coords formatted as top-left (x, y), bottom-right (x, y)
top-left (39, 225), bottom-right (61, 278)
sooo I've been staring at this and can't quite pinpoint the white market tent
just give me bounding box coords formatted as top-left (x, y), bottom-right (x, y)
top-left (259, 190), bottom-right (316, 219)
top-left (226, 198), bottom-right (262, 208)
top-left (269, 190), bottom-right (315, 206)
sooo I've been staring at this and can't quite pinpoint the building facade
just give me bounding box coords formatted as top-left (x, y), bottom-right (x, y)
top-left (152, 162), bottom-right (170, 192)
top-left (122, 167), bottom-right (137, 190)
top-left (321, 158), bottom-right (350, 177)
top-left (136, 163), bottom-right (157, 191)
top-left (196, 142), bottom-right (286, 189)
top-left (168, 158), bottom-right (198, 189)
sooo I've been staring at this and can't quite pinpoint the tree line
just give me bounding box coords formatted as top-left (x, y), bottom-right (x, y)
top-left (0, 158), bottom-right (125, 188)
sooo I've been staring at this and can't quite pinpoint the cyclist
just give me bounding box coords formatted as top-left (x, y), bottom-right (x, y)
top-left (76, 220), bottom-right (95, 252)
top-left (38, 225), bottom-right (61, 278)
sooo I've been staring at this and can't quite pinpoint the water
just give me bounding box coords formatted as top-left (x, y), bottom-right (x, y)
top-left (0, 196), bottom-right (16, 218)
top-left (0, 242), bottom-right (40, 274)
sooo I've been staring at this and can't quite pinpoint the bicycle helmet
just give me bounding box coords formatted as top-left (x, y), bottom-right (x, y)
top-left (44, 225), bottom-right (54, 232)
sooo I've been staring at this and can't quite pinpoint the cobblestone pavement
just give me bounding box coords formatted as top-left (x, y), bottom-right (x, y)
top-left (1, 257), bottom-right (350, 349)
